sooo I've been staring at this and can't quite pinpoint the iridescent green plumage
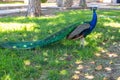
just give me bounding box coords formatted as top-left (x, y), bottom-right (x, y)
top-left (0, 21), bottom-right (82, 49)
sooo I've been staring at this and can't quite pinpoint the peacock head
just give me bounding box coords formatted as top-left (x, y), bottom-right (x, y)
top-left (90, 5), bottom-right (98, 12)
top-left (92, 7), bottom-right (97, 11)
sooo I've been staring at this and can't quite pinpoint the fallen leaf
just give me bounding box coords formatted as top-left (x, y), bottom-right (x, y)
top-left (107, 52), bottom-right (118, 58)
top-left (103, 77), bottom-right (109, 80)
top-left (24, 60), bottom-right (31, 66)
top-left (75, 61), bottom-right (83, 65)
top-left (72, 74), bottom-right (79, 80)
top-left (74, 71), bottom-right (80, 74)
top-left (95, 65), bottom-right (103, 71)
top-left (117, 77), bottom-right (120, 80)
top-left (90, 61), bottom-right (95, 64)
top-left (77, 65), bottom-right (84, 70)
top-left (95, 53), bottom-right (101, 57)
top-left (85, 74), bottom-right (94, 79)
top-left (104, 67), bottom-right (112, 72)
top-left (109, 60), bottom-right (113, 64)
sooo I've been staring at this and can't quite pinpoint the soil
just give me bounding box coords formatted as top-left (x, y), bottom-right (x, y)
top-left (72, 42), bottom-right (120, 80)
top-left (1, 8), bottom-right (120, 80)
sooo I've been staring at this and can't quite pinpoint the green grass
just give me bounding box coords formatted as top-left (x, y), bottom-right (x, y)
top-left (0, 10), bottom-right (120, 80)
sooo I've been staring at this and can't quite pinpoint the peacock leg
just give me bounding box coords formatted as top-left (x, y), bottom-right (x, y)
top-left (80, 37), bottom-right (84, 47)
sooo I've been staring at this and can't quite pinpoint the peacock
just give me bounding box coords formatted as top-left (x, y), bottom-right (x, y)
top-left (0, 7), bottom-right (97, 49)
top-left (67, 7), bottom-right (97, 47)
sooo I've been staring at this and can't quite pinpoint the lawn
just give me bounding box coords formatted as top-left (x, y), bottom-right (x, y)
top-left (0, 10), bottom-right (120, 80)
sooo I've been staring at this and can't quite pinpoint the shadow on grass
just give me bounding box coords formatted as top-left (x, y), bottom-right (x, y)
top-left (71, 10), bottom-right (120, 80)
top-left (0, 10), bottom-right (120, 80)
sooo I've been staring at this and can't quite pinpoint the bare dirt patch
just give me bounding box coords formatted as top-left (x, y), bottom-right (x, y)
top-left (72, 42), bottom-right (120, 80)
top-left (1, 8), bottom-right (120, 80)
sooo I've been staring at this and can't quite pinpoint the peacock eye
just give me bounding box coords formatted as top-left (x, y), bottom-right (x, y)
top-left (30, 43), bottom-right (33, 45)
top-left (13, 46), bottom-right (17, 48)
top-left (23, 45), bottom-right (27, 47)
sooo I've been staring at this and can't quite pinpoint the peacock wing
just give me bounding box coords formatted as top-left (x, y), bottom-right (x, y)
top-left (67, 23), bottom-right (90, 39)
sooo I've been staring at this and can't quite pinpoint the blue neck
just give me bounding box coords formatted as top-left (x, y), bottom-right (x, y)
top-left (90, 10), bottom-right (97, 30)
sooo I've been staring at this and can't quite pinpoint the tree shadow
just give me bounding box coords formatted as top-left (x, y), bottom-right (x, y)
top-left (0, 9), bottom-right (120, 80)
top-left (0, 9), bottom-right (119, 54)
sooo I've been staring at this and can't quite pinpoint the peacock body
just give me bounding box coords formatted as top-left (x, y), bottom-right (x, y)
top-left (67, 7), bottom-right (97, 39)
top-left (67, 7), bottom-right (97, 46)
top-left (0, 7), bottom-right (97, 49)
